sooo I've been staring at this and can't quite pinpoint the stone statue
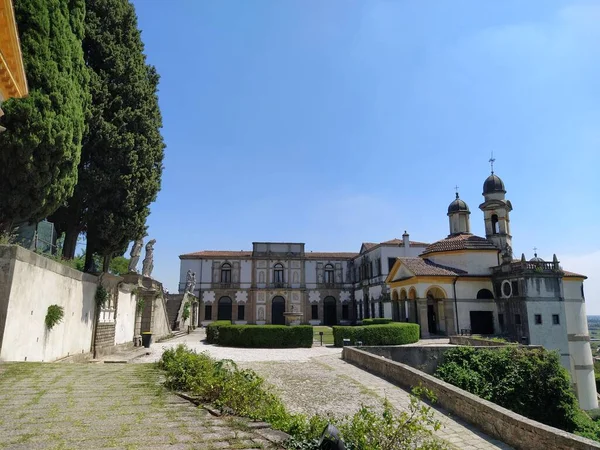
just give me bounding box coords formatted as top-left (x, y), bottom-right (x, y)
top-left (189, 272), bottom-right (196, 294)
top-left (185, 269), bottom-right (193, 292)
top-left (128, 239), bottom-right (144, 273)
top-left (141, 239), bottom-right (156, 278)
top-left (258, 307), bottom-right (265, 321)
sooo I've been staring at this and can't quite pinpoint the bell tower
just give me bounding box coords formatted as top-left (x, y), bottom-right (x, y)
top-left (479, 156), bottom-right (513, 254)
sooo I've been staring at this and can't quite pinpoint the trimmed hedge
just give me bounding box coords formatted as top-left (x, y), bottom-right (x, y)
top-left (332, 323), bottom-right (420, 347)
top-left (206, 321), bottom-right (231, 344)
top-left (362, 318), bottom-right (393, 326)
top-left (217, 325), bottom-right (313, 348)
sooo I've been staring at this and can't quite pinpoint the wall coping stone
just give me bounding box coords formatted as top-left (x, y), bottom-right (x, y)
top-left (342, 346), bottom-right (600, 450)
top-left (0, 245), bottom-right (98, 283)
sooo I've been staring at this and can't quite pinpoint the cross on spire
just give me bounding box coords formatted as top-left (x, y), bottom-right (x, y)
top-left (454, 185), bottom-right (459, 198)
top-left (533, 246), bottom-right (538, 256)
top-left (489, 151), bottom-right (496, 174)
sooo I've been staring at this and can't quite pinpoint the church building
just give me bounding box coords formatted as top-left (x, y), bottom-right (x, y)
top-left (386, 170), bottom-right (597, 410)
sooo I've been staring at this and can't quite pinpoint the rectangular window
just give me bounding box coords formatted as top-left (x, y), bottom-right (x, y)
top-left (371, 302), bottom-right (375, 318)
top-left (204, 304), bottom-right (212, 321)
top-left (237, 305), bottom-right (245, 321)
top-left (342, 304), bottom-right (349, 320)
top-left (311, 304), bottom-right (318, 320)
top-left (498, 313), bottom-right (504, 331)
top-left (511, 280), bottom-right (519, 296)
top-left (552, 314), bottom-right (560, 325)
top-left (378, 301), bottom-right (384, 318)
top-left (535, 314), bottom-right (542, 325)
top-left (515, 314), bottom-right (521, 325)
top-left (221, 270), bottom-right (231, 283)
top-left (388, 258), bottom-right (396, 272)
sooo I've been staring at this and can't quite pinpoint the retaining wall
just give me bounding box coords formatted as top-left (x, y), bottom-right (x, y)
top-left (342, 346), bottom-right (600, 450)
top-left (0, 245), bottom-right (97, 362)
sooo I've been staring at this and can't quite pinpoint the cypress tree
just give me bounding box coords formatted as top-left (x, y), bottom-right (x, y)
top-left (51, 0), bottom-right (165, 269)
top-left (0, 0), bottom-right (90, 233)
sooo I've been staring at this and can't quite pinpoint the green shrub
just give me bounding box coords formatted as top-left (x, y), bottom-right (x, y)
top-left (217, 325), bottom-right (313, 348)
top-left (45, 305), bottom-right (64, 330)
top-left (435, 346), bottom-right (582, 433)
top-left (362, 318), bottom-right (393, 325)
top-left (206, 320), bottom-right (231, 344)
top-left (332, 323), bottom-right (420, 347)
top-left (159, 345), bottom-right (448, 449)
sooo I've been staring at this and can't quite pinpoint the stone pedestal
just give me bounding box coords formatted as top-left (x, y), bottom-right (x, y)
top-left (417, 298), bottom-right (429, 337)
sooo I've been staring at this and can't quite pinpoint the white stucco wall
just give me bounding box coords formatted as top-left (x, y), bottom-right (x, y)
top-left (427, 251), bottom-right (499, 275)
top-left (151, 294), bottom-right (171, 340)
top-left (114, 288), bottom-right (137, 345)
top-left (0, 246), bottom-right (97, 362)
top-left (240, 260), bottom-right (252, 288)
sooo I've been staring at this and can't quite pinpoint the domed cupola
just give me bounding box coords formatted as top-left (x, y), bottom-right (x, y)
top-left (448, 193), bottom-right (470, 214)
top-left (483, 173), bottom-right (506, 195)
top-left (447, 192), bottom-right (471, 235)
top-left (530, 250), bottom-right (543, 262)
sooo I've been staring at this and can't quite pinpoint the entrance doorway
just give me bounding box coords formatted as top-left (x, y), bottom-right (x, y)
top-left (470, 311), bottom-right (494, 335)
top-left (271, 296), bottom-right (285, 325)
top-left (323, 296), bottom-right (337, 325)
top-left (427, 304), bottom-right (437, 334)
top-left (217, 296), bottom-right (232, 321)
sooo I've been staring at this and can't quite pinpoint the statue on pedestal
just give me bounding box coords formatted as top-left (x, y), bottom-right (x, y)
top-left (128, 238), bottom-right (144, 273)
top-left (142, 239), bottom-right (156, 278)
top-left (185, 269), bottom-right (193, 292)
top-left (191, 272), bottom-right (196, 294)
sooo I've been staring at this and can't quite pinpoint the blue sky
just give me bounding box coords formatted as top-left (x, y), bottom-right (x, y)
top-left (130, 0), bottom-right (600, 312)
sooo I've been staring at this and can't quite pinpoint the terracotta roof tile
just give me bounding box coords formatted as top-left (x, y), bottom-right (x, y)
top-left (563, 270), bottom-right (587, 279)
top-left (305, 252), bottom-right (359, 260)
top-left (420, 234), bottom-right (498, 256)
top-left (399, 257), bottom-right (466, 277)
top-left (361, 238), bottom-right (430, 253)
top-left (180, 251), bottom-right (252, 259)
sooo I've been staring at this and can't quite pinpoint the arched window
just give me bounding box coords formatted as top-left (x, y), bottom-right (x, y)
top-left (476, 289), bottom-right (494, 299)
top-left (274, 263), bottom-right (284, 284)
top-left (221, 263), bottom-right (231, 283)
top-left (491, 214), bottom-right (499, 234)
top-left (324, 264), bottom-right (334, 284)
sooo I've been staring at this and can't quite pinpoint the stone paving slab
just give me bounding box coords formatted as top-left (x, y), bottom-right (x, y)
top-left (0, 362), bottom-right (281, 450)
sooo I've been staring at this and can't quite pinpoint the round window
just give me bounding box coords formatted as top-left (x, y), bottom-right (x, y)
top-left (501, 280), bottom-right (512, 298)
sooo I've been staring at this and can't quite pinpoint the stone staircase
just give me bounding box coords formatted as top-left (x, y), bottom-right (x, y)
top-left (165, 294), bottom-right (184, 331)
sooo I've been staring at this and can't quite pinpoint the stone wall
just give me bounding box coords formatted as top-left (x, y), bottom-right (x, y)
top-left (360, 345), bottom-right (450, 375)
top-left (342, 346), bottom-right (600, 450)
top-left (94, 322), bottom-right (116, 356)
top-left (449, 335), bottom-right (518, 347)
top-left (0, 245), bottom-right (97, 362)
top-left (114, 286), bottom-right (137, 346)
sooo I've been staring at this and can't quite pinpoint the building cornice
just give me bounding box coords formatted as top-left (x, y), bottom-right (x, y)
top-left (0, 0), bottom-right (27, 100)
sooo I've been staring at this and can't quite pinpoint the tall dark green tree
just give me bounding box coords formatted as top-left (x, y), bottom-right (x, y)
top-left (51, 0), bottom-right (165, 269)
top-left (0, 0), bottom-right (90, 233)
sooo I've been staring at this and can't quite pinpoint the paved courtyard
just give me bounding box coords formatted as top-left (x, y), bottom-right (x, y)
top-left (134, 330), bottom-right (513, 449)
top-left (0, 362), bottom-right (281, 450)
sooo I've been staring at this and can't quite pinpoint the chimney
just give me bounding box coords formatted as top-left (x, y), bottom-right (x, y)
top-left (402, 231), bottom-right (410, 248)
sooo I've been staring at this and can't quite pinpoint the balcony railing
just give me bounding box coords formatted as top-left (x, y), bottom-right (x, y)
top-left (269, 282), bottom-right (288, 289)
top-left (492, 260), bottom-right (561, 276)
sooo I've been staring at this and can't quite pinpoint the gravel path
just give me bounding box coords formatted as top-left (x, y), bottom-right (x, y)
top-left (243, 354), bottom-right (513, 450)
top-left (132, 329), bottom-right (341, 363)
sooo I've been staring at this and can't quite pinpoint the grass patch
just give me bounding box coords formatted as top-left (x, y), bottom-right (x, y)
top-left (313, 326), bottom-right (334, 345)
